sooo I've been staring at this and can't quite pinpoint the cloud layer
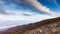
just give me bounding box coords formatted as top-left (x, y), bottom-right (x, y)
top-left (0, 0), bottom-right (59, 16)
top-left (18, 0), bottom-right (58, 16)
top-left (0, 0), bottom-right (59, 30)
top-left (0, 14), bottom-right (55, 29)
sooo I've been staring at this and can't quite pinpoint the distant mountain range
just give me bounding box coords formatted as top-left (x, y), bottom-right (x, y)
top-left (0, 17), bottom-right (60, 34)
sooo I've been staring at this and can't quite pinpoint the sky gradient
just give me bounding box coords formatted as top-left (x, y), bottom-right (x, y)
top-left (0, 0), bottom-right (60, 30)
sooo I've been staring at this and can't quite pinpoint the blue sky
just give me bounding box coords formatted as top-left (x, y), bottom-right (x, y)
top-left (0, 0), bottom-right (60, 29)
top-left (38, 0), bottom-right (60, 12)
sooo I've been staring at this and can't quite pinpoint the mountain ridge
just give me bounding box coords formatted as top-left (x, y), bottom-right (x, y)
top-left (0, 17), bottom-right (60, 34)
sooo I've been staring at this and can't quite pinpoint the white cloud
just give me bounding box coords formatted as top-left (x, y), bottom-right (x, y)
top-left (0, 0), bottom-right (55, 15)
top-left (0, 0), bottom-right (59, 17)
top-left (0, 0), bottom-right (59, 30)
top-left (21, 0), bottom-right (59, 17)
top-left (0, 8), bottom-right (56, 29)
top-left (0, 14), bottom-right (55, 29)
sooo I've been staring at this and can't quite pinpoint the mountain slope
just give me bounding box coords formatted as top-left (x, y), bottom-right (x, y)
top-left (0, 17), bottom-right (60, 34)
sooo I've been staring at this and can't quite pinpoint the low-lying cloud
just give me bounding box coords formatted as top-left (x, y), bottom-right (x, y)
top-left (0, 14), bottom-right (55, 29)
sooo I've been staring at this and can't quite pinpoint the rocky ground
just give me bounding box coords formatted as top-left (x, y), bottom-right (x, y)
top-left (21, 17), bottom-right (60, 34)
